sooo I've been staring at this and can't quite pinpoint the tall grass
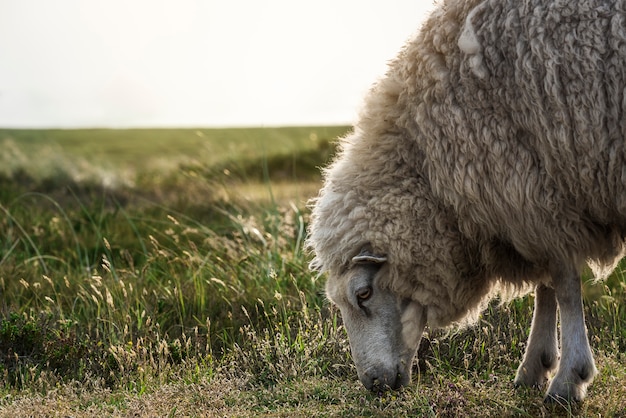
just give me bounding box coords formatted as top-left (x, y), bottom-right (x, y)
top-left (1, 188), bottom-right (309, 382)
top-left (0, 129), bottom-right (353, 396)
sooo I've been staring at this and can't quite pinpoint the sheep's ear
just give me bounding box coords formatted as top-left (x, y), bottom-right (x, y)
top-left (352, 250), bottom-right (387, 264)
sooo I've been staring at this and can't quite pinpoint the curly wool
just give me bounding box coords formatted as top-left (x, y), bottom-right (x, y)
top-left (307, 0), bottom-right (626, 328)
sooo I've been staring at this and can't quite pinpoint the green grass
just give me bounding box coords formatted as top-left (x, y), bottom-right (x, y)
top-left (0, 127), bottom-right (343, 178)
top-left (0, 127), bottom-right (625, 417)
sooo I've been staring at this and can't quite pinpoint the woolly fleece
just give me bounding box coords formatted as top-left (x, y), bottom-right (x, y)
top-left (308, 0), bottom-right (626, 328)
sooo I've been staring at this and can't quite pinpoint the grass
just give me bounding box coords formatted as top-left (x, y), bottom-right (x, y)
top-left (0, 127), bottom-right (625, 417)
top-left (0, 127), bottom-right (341, 180)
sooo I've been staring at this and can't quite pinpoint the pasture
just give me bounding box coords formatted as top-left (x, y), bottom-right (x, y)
top-left (0, 127), bottom-right (624, 417)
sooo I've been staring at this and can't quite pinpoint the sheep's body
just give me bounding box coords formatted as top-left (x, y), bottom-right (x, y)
top-left (308, 0), bottom-right (626, 402)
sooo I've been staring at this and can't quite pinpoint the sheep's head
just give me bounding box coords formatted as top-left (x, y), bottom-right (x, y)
top-left (309, 144), bottom-right (453, 392)
top-left (326, 248), bottom-right (427, 392)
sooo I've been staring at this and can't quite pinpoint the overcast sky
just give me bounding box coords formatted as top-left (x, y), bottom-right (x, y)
top-left (0, 1), bottom-right (433, 128)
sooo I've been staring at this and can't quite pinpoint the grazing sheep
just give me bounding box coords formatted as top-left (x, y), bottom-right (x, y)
top-left (307, 0), bottom-right (626, 403)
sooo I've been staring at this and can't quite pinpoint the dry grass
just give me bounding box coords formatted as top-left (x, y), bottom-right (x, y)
top-left (2, 354), bottom-right (624, 417)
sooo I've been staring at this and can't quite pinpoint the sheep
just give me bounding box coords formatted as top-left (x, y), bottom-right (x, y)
top-left (306, 0), bottom-right (626, 403)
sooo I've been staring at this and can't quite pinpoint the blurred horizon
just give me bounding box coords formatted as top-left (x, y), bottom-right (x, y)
top-left (0, 1), bottom-right (432, 129)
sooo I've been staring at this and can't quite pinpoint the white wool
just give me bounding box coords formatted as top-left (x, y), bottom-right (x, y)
top-left (308, 0), bottom-right (626, 328)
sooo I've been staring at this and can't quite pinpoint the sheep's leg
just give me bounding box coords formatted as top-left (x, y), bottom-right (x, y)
top-left (514, 284), bottom-right (559, 388)
top-left (545, 268), bottom-right (597, 403)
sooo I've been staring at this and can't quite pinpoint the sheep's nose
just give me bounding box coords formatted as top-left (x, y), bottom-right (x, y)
top-left (365, 370), bottom-right (404, 393)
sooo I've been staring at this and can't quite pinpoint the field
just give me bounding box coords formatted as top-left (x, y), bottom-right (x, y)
top-left (0, 127), bottom-right (625, 417)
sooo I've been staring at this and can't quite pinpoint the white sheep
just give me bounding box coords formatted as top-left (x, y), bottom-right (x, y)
top-left (307, 0), bottom-right (626, 403)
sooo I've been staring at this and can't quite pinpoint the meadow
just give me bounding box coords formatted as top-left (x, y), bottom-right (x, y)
top-left (0, 127), bottom-right (624, 417)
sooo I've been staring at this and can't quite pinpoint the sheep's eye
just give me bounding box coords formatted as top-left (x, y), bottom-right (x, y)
top-left (356, 286), bottom-right (372, 303)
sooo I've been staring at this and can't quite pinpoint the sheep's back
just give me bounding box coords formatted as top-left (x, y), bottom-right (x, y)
top-left (403, 0), bottom-right (626, 267)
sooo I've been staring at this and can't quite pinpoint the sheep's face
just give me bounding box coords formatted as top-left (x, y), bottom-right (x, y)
top-left (326, 249), bottom-right (426, 392)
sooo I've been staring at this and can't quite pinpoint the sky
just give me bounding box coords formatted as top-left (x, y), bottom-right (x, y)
top-left (0, 1), bottom-right (433, 128)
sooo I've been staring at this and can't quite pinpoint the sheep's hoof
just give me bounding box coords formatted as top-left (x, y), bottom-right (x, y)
top-left (513, 363), bottom-right (551, 389)
top-left (544, 380), bottom-right (586, 404)
top-left (544, 361), bottom-right (595, 404)
top-left (514, 372), bottom-right (549, 389)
